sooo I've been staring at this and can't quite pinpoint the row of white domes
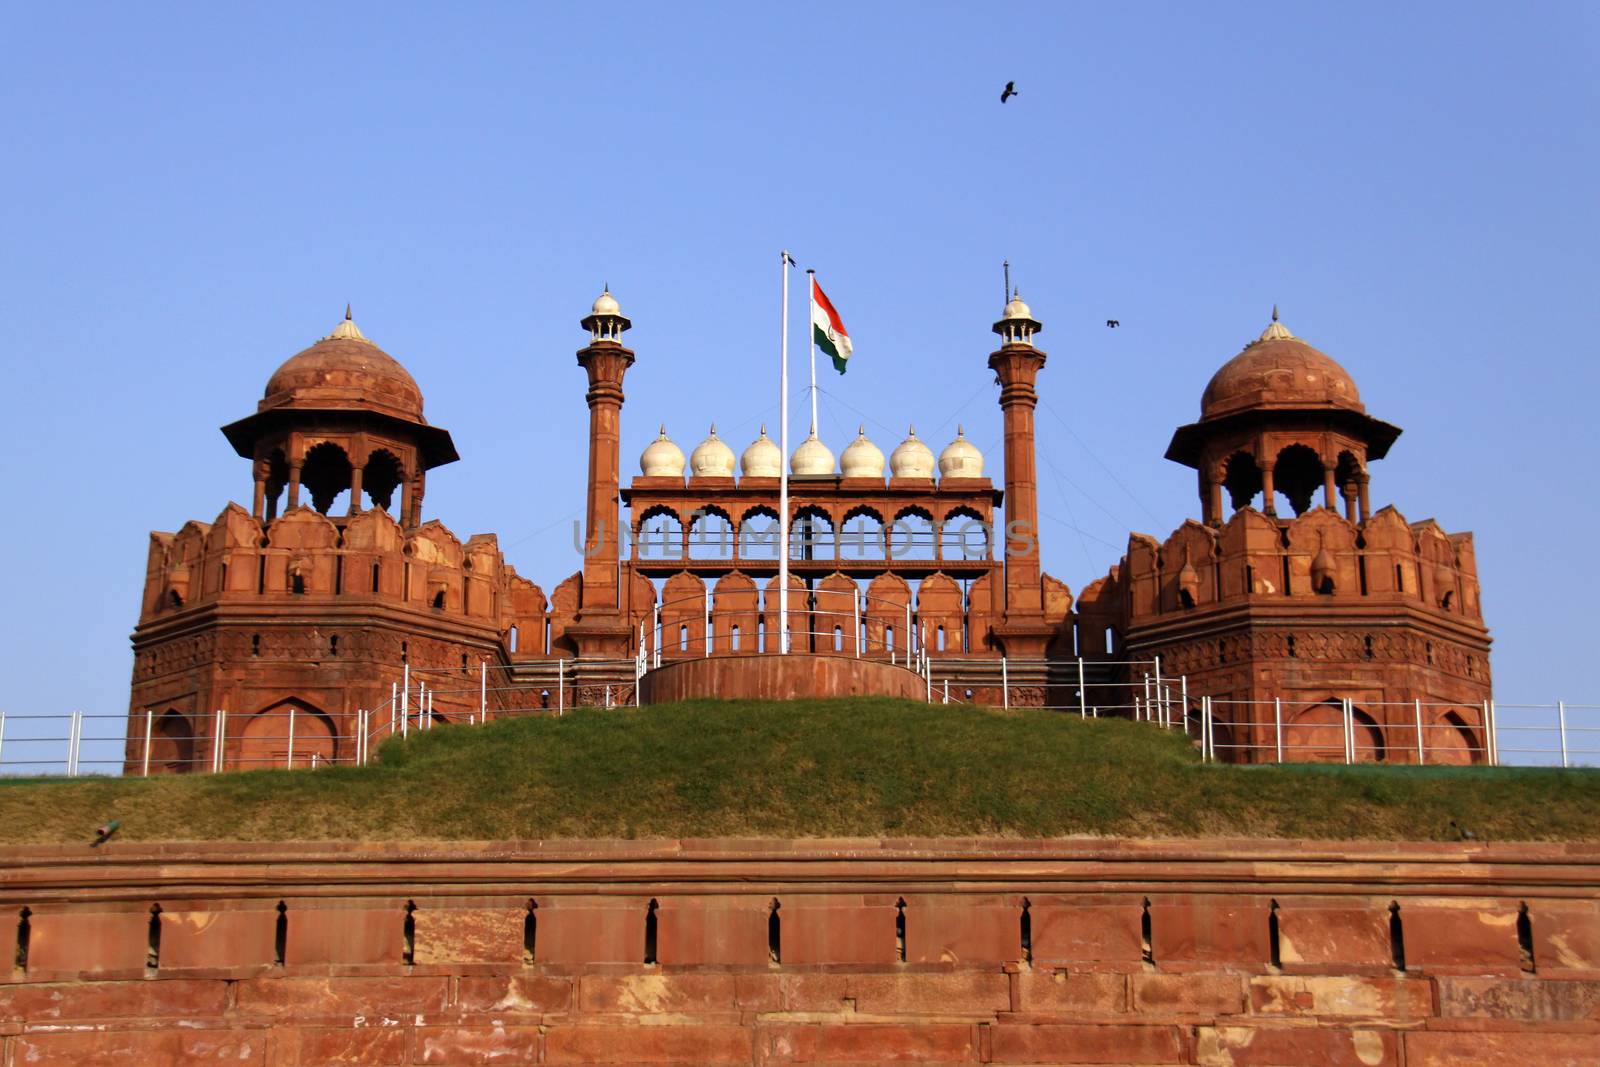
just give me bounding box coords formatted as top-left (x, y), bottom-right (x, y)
top-left (641, 424), bottom-right (984, 480)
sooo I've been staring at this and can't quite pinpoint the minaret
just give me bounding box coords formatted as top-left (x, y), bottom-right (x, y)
top-left (569, 287), bottom-right (635, 658)
top-left (988, 290), bottom-right (1053, 655)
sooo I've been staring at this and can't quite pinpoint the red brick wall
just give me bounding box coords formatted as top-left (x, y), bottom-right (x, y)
top-left (2, 839), bottom-right (1596, 1065)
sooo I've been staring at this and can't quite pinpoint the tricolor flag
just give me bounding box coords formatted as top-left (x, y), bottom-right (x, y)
top-left (811, 280), bottom-right (853, 374)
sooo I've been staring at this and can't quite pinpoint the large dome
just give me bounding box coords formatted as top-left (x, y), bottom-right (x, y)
top-left (261, 311), bottom-right (425, 422)
top-left (1200, 312), bottom-right (1361, 420)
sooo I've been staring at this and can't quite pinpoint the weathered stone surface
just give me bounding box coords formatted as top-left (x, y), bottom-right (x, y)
top-left (545, 1024), bottom-right (753, 1063)
top-left (414, 1024), bottom-right (543, 1064)
top-left (1013, 970), bottom-right (1127, 1014)
top-left (457, 974), bottom-right (575, 1014)
top-left (269, 1026), bottom-right (407, 1066)
top-left (765, 1022), bottom-right (976, 1062)
top-left (1404, 1031), bottom-right (1600, 1067)
top-left (1197, 1025), bottom-right (1396, 1066)
top-left (413, 907), bottom-right (523, 965)
top-left (1276, 905), bottom-right (1392, 969)
top-left (1249, 974), bottom-right (1431, 1019)
top-left (1132, 973), bottom-right (1245, 1015)
top-left (989, 1022), bottom-right (1186, 1063)
top-left (1436, 976), bottom-right (1600, 1022)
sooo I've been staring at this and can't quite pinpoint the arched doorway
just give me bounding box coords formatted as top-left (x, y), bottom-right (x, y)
top-left (238, 699), bottom-right (337, 770)
top-left (1284, 700), bottom-right (1386, 763)
top-left (150, 709), bottom-right (196, 774)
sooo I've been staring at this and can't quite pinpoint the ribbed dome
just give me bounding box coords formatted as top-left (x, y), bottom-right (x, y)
top-left (790, 431), bottom-right (836, 476)
top-left (1002, 294), bottom-right (1033, 320)
top-left (937, 426), bottom-right (984, 479)
top-left (1201, 311), bottom-right (1362, 420)
top-left (740, 425), bottom-right (782, 478)
top-left (840, 425), bottom-right (885, 478)
top-left (591, 287), bottom-right (621, 317)
top-left (640, 425), bottom-right (686, 477)
top-left (261, 309), bottom-right (424, 422)
top-left (689, 424), bottom-right (736, 477)
top-left (889, 426), bottom-right (935, 479)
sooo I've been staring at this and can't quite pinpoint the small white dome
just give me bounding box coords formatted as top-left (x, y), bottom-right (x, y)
top-left (790, 431), bottom-right (836, 476)
top-left (889, 425), bottom-right (935, 479)
top-left (840, 425), bottom-right (885, 479)
top-left (1002, 294), bottom-right (1033, 320)
top-left (640, 425), bottom-right (685, 478)
top-left (689, 424), bottom-right (736, 478)
top-left (592, 287), bottom-right (621, 317)
top-left (740, 424), bottom-right (782, 478)
top-left (938, 425), bottom-right (984, 479)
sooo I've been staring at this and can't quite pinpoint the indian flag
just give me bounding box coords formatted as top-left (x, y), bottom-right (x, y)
top-left (811, 279), bottom-right (853, 373)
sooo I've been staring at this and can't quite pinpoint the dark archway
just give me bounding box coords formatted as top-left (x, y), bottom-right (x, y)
top-left (300, 442), bottom-right (354, 515)
top-left (1223, 452), bottom-right (1262, 512)
top-left (1273, 444), bottom-right (1324, 516)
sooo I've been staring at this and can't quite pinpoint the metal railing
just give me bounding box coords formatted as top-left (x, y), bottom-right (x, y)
top-left (5, 661), bottom-right (1597, 777)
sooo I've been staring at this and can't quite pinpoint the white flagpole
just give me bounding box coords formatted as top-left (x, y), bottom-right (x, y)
top-left (806, 270), bottom-right (818, 435)
top-left (779, 251), bottom-right (793, 654)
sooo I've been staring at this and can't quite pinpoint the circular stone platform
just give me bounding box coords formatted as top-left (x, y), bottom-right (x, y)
top-left (638, 654), bottom-right (927, 704)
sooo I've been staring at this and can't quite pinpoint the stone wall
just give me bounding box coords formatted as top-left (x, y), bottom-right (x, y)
top-left (2, 839), bottom-right (1595, 1065)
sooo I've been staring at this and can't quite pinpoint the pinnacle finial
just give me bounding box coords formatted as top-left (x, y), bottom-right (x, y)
top-left (709, 422), bottom-right (717, 436)
top-left (760, 422), bottom-right (767, 435)
top-left (957, 424), bottom-right (965, 437)
top-left (857, 423), bottom-right (866, 436)
top-left (604, 281), bottom-right (610, 294)
top-left (658, 423), bottom-right (666, 436)
top-left (908, 423), bottom-right (917, 436)
top-left (1271, 303), bottom-right (1279, 322)
top-left (345, 303), bottom-right (352, 321)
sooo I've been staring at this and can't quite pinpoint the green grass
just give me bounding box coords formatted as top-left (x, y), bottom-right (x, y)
top-left (0, 698), bottom-right (1594, 844)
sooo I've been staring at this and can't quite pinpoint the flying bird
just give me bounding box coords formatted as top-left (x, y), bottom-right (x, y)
top-left (1000, 81), bottom-right (1017, 104)
top-left (1106, 320), bottom-right (1120, 328)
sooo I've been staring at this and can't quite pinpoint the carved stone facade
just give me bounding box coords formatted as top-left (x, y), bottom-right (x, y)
top-left (126, 297), bottom-right (1491, 769)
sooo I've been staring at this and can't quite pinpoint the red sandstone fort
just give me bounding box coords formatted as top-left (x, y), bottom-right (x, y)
top-left (123, 290), bottom-right (1493, 771)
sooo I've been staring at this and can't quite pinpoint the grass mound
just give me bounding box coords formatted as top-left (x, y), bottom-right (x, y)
top-left (0, 698), bottom-right (1593, 844)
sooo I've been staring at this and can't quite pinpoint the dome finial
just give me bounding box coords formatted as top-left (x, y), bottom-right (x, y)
top-left (1256, 305), bottom-right (1295, 343)
top-left (1271, 303), bottom-right (1279, 322)
top-left (345, 302), bottom-right (352, 321)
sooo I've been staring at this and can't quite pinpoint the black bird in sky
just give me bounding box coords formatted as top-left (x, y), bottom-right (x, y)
top-left (1106, 319), bottom-right (1120, 328)
top-left (1000, 81), bottom-right (1017, 104)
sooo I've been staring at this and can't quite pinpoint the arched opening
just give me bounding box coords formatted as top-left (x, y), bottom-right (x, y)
top-left (687, 508), bottom-right (735, 561)
top-left (888, 508), bottom-right (936, 561)
top-left (1282, 700), bottom-right (1386, 763)
top-left (1273, 444), bottom-right (1324, 517)
top-left (939, 508), bottom-right (990, 561)
top-left (363, 450), bottom-right (404, 513)
top-left (239, 699), bottom-right (337, 770)
top-left (635, 507), bottom-right (684, 562)
top-left (300, 442), bottom-right (354, 516)
top-left (838, 507), bottom-right (886, 562)
top-left (738, 506), bottom-right (781, 562)
top-left (790, 507), bottom-right (835, 561)
top-left (1222, 452), bottom-right (1262, 513)
top-left (150, 710), bottom-right (195, 774)
top-left (1427, 710), bottom-right (1481, 765)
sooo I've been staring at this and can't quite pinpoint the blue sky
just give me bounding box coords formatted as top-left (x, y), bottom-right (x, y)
top-left (1, 3), bottom-right (1597, 737)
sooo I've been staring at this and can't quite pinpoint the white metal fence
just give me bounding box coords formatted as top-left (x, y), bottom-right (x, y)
top-left (4, 660), bottom-right (1596, 777)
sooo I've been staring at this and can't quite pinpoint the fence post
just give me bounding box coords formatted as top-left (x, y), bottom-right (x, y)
top-left (141, 709), bottom-right (153, 777)
top-left (1414, 698), bottom-right (1425, 765)
top-left (480, 661), bottom-right (488, 722)
top-left (704, 586), bottom-right (711, 658)
top-left (853, 591), bottom-right (860, 658)
top-left (1200, 696), bottom-right (1211, 761)
top-left (0, 710), bottom-right (6, 774)
top-left (1486, 699), bottom-right (1498, 766)
top-left (1001, 657), bottom-right (1009, 710)
top-left (390, 682), bottom-right (398, 735)
top-left (558, 658), bottom-right (565, 715)
top-left (65, 711), bottom-right (80, 776)
top-left (1342, 698), bottom-right (1353, 765)
top-left (286, 707), bottom-right (296, 770)
top-left (943, 679), bottom-right (949, 704)
top-left (1077, 658), bottom-right (1087, 718)
top-left (1558, 700), bottom-right (1569, 768)
top-left (1274, 698), bottom-right (1283, 763)
top-left (653, 602), bottom-right (661, 666)
top-left (1153, 658), bottom-right (1163, 726)
top-left (605, 686), bottom-right (612, 709)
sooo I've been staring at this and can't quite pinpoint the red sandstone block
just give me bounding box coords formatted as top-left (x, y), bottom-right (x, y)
top-left (1132, 973), bottom-right (1245, 1015)
top-left (271, 1026), bottom-right (407, 1066)
top-left (1013, 971), bottom-right (1127, 1014)
top-left (1533, 904), bottom-right (1600, 975)
top-left (25, 909), bottom-right (149, 975)
top-left (849, 972), bottom-right (1010, 1016)
top-left (783, 901), bottom-right (900, 965)
top-left (1276, 906), bottom-right (1391, 970)
top-left (413, 907), bottom-right (523, 965)
top-left (1436, 976), bottom-right (1600, 1022)
top-left (766, 1022), bottom-right (975, 1062)
top-left (545, 1024), bottom-right (753, 1063)
top-left (162, 908), bottom-right (278, 970)
top-left (578, 973), bottom-right (742, 1015)
top-left (906, 903), bottom-right (1021, 966)
top-left (538, 904), bottom-right (647, 965)
top-left (771, 973), bottom-right (856, 1013)
top-left (0, 978), bottom-right (229, 1020)
top-left (282, 906), bottom-right (404, 966)
top-left (415, 1024), bottom-right (542, 1064)
top-left (988, 1022), bottom-right (1184, 1063)
top-left (1150, 898), bottom-right (1270, 968)
top-left (13, 1027), bottom-right (267, 1066)
top-left (1249, 974), bottom-right (1430, 1019)
top-left (1403, 904), bottom-right (1523, 973)
top-left (237, 975), bottom-right (450, 1017)
top-left (1030, 904), bottom-right (1143, 965)
top-left (1405, 1031), bottom-right (1600, 1067)
top-left (657, 898), bottom-right (771, 966)
top-left (458, 974), bottom-right (574, 1013)
top-left (1196, 1025), bottom-right (1396, 1067)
